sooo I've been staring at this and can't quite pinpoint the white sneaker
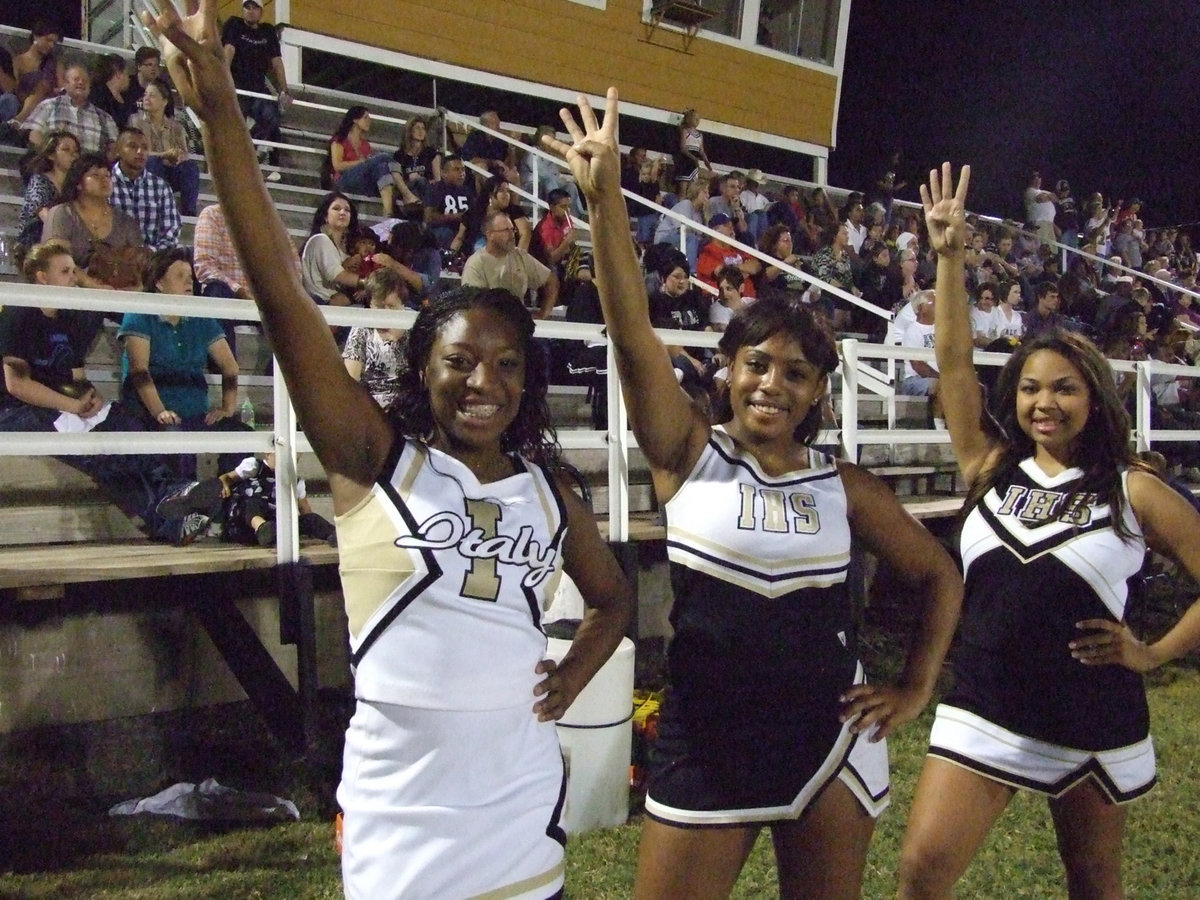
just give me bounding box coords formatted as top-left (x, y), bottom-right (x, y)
top-left (265, 170), bottom-right (281, 182)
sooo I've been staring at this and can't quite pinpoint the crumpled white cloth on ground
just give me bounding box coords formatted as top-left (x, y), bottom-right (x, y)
top-left (108, 777), bottom-right (300, 822)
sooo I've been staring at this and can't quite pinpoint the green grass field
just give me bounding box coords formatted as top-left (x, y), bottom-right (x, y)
top-left (4, 646), bottom-right (1200, 897)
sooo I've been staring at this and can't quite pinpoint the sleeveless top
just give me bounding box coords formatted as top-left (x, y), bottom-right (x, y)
top-left (335, 437), bottom-right (569, 710)
top-left (949, 458), bottom-right (1149, 750)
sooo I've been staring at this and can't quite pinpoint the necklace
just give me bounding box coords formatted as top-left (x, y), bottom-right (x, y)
top-left (76, 203), bottom-right (112, 237)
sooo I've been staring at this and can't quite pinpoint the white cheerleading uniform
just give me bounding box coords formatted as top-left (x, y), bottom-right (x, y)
top-left (335, 437), bottom-right (570, 900)
top-left (930, 459), bottom-right (1155, 803)
top-left (645, 427), bottom-right (889, 827)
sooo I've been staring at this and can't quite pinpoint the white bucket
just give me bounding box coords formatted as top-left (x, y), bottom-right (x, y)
top-left (546, 635), bottom-right (635, 835)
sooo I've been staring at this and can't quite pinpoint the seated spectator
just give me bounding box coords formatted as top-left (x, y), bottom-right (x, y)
top-left (302, 192), bottom-right (363, 307)
top-left (520, 125), bottom-right (584, 217)
top-left (653, 180), bottom-right (707, 269)
top-left (697, 213), bottom-right (759, 297)
top-left (15, 129), bottom-right (78, 259)
top-left (756, 223), bottom-right (804, 303)
top-left (1173, 290), bottom-right (1200, 330)
top-left (1, 241), bottom-right (224, 545)
top-left (458, 174), bottom-right (530, 254)
top-left (118, 247), bottom-right (249, 476)
top-left (532, 188), bottom-right (580, 278)
top-left (130, 81), bottom-right (199, 216)
top-left (970, 281), bottom-right (1000, 348)
top-left (368, 220), bottom-right (443, 307)
top-left (709, 268), bottom-right (750, 332)
top-left (342, 268), bottom-right (409, 410)
top-left (857, 241), bottom-right (893, 339)
top-left (648, 251), bottom-right (709, 381)
top-left (461, 211), bottom-right (559, 318)
top-left (1023, 281), bottom-right (1073, 339)
top-left (893, 210), bottom-right (920, 253)
top-left (706, 173), bottom-right (749, 239)
top-left (1133, 285), bottom-right (1172, 343)
top-left (22, 62), bottom-right (118, 155)
top-left (622, 147), bottom-right (663, 247)
top-left (459, 109), bottom-right (517, 186)
top-left (808, 222), bottom-right (858, 330)
top-left (392, 115), bottom-right (441, 205)
top-left (194, 201), bottom-right (301, 349)
top-left (88, 53), bottom-right (136, 129)
top-left (221, 0), bottom-right (291, 169)
top-left (897, 291), bottom-right (943, 427)
top-left (109, 127), bottom-right (180, 251)
top-left (43, 152), bottom-right (145, 290)
top-left (738, 169), bottom-right (771, 243)
top-left (127, 46), bottom-right (175, 117)
top-left (217, 452), bottom-right (336, 547)
top-left (844, 201), bottom-right (867, 260)
top-left (324, 106), bottom-right (420, 217)
top-left (7, 21), bottom-right (62, 127)
top-left (991, 280), bottom-right (1025, 341)
top-left (0, 45), bottom-right (17, 126)
top-left (424, 154), bottom-right (472, 252)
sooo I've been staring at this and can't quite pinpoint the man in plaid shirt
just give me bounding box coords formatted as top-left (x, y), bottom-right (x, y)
top-left (110, 128), bottom-right (181, 251)
top-left (23, 63), bottom-right (118, 155)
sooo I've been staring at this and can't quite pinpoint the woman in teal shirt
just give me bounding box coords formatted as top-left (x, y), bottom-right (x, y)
top-left (119, 247), bottom-right (248, 474)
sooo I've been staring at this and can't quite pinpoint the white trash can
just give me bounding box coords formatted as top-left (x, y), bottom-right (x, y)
top-left (545, 635), bottom-right (635, 835)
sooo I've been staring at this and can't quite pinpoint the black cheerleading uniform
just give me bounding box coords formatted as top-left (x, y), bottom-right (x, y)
top-left (645, 428), bottom-right (889, 827)
top-left (929, 458), bottom-right (1156, 802)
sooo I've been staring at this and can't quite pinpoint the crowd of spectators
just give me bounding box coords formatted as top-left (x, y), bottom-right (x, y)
top-left (6, 14), bottom-right (1200, 549)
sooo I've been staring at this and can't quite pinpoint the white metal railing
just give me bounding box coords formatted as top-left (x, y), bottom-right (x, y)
top-left (3, 283), bottom-right (1195, 560)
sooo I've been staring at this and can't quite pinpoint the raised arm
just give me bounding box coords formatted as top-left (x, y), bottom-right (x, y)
top-left (144, 0), bottom-right (391, 509)
top-left (545, 89), bottom-right (707, 482)
top-left (923, 162), bottom-right (998, 484)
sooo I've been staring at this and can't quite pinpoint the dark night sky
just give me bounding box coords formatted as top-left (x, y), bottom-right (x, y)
top-left (828, 2), bottom-right (1200, 228)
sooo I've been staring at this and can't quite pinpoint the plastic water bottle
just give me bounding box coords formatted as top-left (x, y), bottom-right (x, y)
top-left (240, 398), bottom-right (256, 428)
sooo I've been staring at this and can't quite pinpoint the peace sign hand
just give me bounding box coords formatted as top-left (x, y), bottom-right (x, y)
top-left (140, 0), bottom-right (237, 123)
top-left (920, 162), bottom-right (971, 257)
top-left (542, 87), bottom-right (621, 203)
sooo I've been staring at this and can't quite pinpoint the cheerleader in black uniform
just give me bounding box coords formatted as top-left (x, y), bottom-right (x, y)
top-left (900, 164), bottom-right (1200, 899)
top-left (547, 90), bottom-right (963, 900)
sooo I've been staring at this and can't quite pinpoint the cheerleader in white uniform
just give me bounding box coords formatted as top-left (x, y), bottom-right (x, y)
top-left (143, 10), bottom-right (633, 898)
top-left (546, 89), bottom-right (963, 900)
top-left (900, 163), bottom-right (1200, 899)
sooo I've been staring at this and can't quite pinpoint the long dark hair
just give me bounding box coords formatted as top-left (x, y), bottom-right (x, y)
top-left (309, 191), bottom-right (359, 241)
top-left (965, 329), bottom-right (1151, 539)
top-left (59, 153), bottom-right (110, 204)
top-left (389, 287), bottom-right (559, 466)
top-left (714, 296), bottom-right (839, 446)
top-left (321, 106), bottom-right (369, 188)
top-left (27, 129), bottom-right (79, 177)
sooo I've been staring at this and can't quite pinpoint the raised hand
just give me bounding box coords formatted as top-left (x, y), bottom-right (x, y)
top-left (920, 161), bottom-right (971, 257)
top-left (542, 87), bottom-right (620, 203)
top-left (140, 0), bottom-right (236, 123)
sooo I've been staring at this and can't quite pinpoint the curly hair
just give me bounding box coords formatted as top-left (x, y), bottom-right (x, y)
top-left (713, 295), bottom-right (838, 446)
top-left (964, 328), bottom-right (1151, 540)
top-left (388, 287), bottom-right (560, 466)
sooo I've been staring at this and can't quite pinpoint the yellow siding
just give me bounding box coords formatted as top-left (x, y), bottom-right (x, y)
top-left (291, 0), bottom-right (838, 147)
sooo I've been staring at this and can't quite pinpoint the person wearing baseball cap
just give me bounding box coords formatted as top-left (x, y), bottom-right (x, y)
top-left (221, 0), bottom-right (290, 173)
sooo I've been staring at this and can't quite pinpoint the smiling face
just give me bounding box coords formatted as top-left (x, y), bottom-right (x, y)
top-left (425, 306), bottom-right (525, 457)
top-left (1003, 283), bottom-right (1022, 307)
top-left (727, 331), bottom-right (828, 447)
top-left (662, 266), bottom-right (689, 297)
top-left (156, 259), bottom-right (194, 296)
top-left (64, 66), bottom-right (90, 104)
top-left (976, 287), bottom-right (995, 312)
top-left (1016, 349), bottom-right (1091, 464)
